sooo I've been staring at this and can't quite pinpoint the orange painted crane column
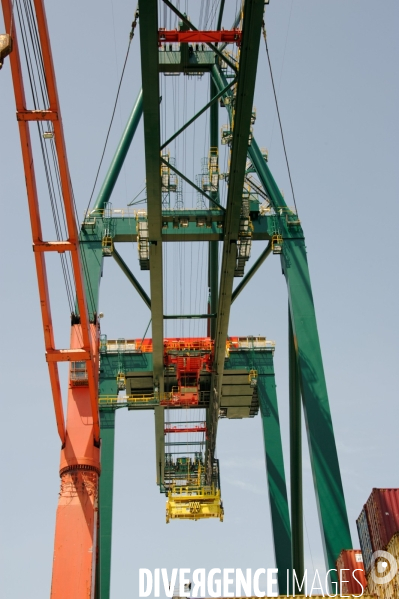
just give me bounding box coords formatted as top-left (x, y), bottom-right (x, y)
top-left (1, 1), bottom-right (102, 596)
top-left (50, 324), bottom-right (100, 599)
top-left (32, 0), bottom-right (100, 444)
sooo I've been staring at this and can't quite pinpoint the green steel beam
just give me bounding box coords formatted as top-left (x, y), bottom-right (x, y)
top-left (98, 409), bottom-right (116, 599)
top-left (224, 348), bottom-right (291, 593)
top-left (231, 242), bottom-right (272, 303)
top-left (248, 138), bottom-right (287, 212)
top-left (207, 0), bottom-right (264, 477)
top-left (216, 0), bottom-right (226, 31)
top-left (258, 371), bottom-right (292, 595)
top-left (112, 246), bottom-right (151, 310)
top-left (139, 0), bottom-right (165, 486)
top-left (282, 238), bottom-right (352, 580)
top-left (92, 90), bottom-right (143, 213)
top-left (81, 211), bottom-right (279, 243)
top-left (79, 231), bottom-right (103, 321)
top-left (97, 365), bottom-right (119, 599)
top-left (209, 76), bottom-right (219, 339)
top-left (213, 56), bottom-right (351, 578)
top-left (289, 308), bottom-right (304, 588)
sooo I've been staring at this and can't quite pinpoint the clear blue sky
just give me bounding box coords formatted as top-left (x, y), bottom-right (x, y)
top-left (0, 1), bottom-right (398, 597)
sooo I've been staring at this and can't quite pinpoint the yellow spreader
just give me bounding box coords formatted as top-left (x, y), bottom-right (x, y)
top-left (166, 484), bottom-right (224, 523)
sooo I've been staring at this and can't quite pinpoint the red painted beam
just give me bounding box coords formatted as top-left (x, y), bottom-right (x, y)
top-left (164, 425), bottom-right (207, 434)
top-left (46, 348), bottom-right (91, 362)
top-left (17, 109), bottom-right (58, 121)
top-left (158, 29), bottom-right (242, 46)
top-left (33, 241), bottom-right (76, 252)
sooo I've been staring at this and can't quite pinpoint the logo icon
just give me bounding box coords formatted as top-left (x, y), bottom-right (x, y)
top-left (370, 550), bottom-right (398, 585)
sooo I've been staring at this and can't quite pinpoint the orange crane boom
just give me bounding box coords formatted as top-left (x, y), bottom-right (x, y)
top-left (1, 0), bottom-right (101, 596)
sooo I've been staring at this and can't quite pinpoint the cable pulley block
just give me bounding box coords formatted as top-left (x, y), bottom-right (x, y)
top-left (0, 34), bottom-right (12, 69)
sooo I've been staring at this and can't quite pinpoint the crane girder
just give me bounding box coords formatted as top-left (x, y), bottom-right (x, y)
top-left (206, 0), bottom-right (265, 478)
top-left (139, 0), bottom-right (166, 485)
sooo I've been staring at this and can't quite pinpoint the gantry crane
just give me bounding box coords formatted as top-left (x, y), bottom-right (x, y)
top-left (1, 0), bottom-right (353, 597)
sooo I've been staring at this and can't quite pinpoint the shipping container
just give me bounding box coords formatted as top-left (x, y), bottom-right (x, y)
top-left (357, 504), bottom-right (374, 574)
top-left (367, 488), bottom-right (399, 551)
top-left (336, 549), bottom-right (367, 596)
top-left (366, 533), bottom-right (399, 599)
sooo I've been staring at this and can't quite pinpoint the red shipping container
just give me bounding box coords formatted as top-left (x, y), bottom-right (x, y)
top-left (367, 488), bottom-right (399, 550)
top-left (336, 549), bottom-right (367, 596)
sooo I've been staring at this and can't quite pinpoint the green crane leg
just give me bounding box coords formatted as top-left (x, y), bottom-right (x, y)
top-left (282, 239), bottom-right (352, 581)
top-left (289, 308), bottom-right (304, 588)
top-left (97, 409), bottom-right (116, 599)
top-left (92, 89), bottom-right (143, 213)
top-left (258, 366), bottom-right (292, 595)
top-left (96, 370), bottom-right (118, 599)
top-left (77, 235), bottom-right (103, 321)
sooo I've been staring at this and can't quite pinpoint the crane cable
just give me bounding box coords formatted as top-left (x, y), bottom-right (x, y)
top-left (262, 21), bottom-right (299, 217)
top-left (16, 0), bottom-right (76, 313)
top-left (263, 17), bottom-right (318, 578)
top-left (85, 6), bottom-right (139, 217)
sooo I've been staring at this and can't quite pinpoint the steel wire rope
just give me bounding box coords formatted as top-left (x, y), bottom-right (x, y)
top-left (19, 2), bottom-right (100, 355)
top-left (84, 6), bottom-right (139, 218)
top-left (171, 78), bottom-right (180, 335)
top-left (20, 0), bottom-right (95, 341)
top-left (204, 0), bottom-right (220, 30)
top-left (188, 76), bottom-right (198, 340)
top-left (267, 0), bottom-right (293, 151)
top-left (181, 74), bottom-right (189, 338)
top-left (110, 0), bottom-right (129, 205)
top-left (199, 0), bottom-right (205, 31)
top-left (262, 21), bottom-right (299, 216)
top-left (161, 74), bottom-right (168, 337)
top-left (17, 0), bottom-right (76, 313)
top-left (76, 6), bottom-right (140, 341)
top-left (23, 1), bottom-right (73, 258)
top-left (203, 0), bottom-right (211, 30)
top-left (23, 0), bottom-right (85, 320)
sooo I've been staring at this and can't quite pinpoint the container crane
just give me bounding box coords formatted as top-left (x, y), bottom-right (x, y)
top-left (1, 0), bottom-right (354, 597)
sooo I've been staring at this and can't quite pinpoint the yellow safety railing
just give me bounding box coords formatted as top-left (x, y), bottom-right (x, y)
top-left (164, 339), bottom-right (213, 351)
top-left (98, 394), bottom-right (160, 406)
top-left (83, 207), bottom-right (140, 220)
top-left (99, 392), bottom-right (195, 406)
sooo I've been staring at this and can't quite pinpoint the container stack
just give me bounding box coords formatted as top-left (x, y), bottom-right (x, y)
top-left (357, 488), bottom-right (399, 598)
top-left (335, 549), bottom-right (367, 595)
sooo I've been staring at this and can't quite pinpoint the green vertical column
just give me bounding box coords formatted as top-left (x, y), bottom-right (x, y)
top-left (209, 76), bottom-right (219, 339)
top-left (98, 409), bottom-right (116, 599)
top-left (96, 371), bottom-right (118, 599)
top-left (289, 308), bottom-right (304, 588)
top-left (282, 238), bottom-right (352, 581)
top-left (257, 354), bottom-right (292, 595)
